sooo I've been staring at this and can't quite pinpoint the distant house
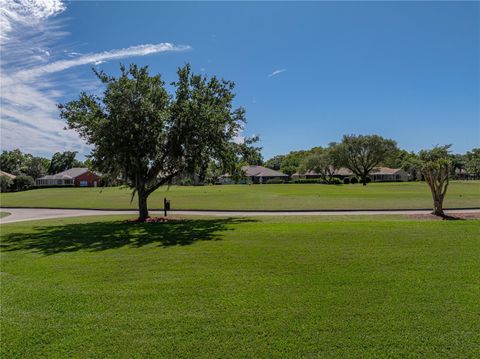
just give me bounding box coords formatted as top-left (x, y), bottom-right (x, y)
top-left (220, 165), bottom-right (288, 184)
top-left (0, 170), bottom-right (16, 180)
top-left (35, 168), bottom-right (100, 187)
top-left (454, 168), bottom-right (478, 180)
top-left (369, 167), bottom-right (409, 182)
top-left (293, 167), bottom-right (409, 182)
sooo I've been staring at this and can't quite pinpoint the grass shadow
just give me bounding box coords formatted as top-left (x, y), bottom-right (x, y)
top-left (1, 218), bottom-right (256, 255)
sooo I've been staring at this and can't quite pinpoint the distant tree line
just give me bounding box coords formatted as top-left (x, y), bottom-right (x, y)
top-left (265, 139), bottom-right (480, 183)
top-left (0, 149), bottom-right (88, 192)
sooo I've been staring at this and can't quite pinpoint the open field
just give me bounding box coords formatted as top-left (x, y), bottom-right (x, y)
top-left (1, 215), bottom-right (479, 357)
top-left (1, 181), bottom-right (479, 210)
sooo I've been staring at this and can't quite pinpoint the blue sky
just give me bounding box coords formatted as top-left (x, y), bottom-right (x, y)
top-left (1, 1), bottom-right (478, 160)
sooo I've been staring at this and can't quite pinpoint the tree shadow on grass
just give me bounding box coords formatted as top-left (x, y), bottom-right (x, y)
top-left (1, 218), bottom-right (256, 255)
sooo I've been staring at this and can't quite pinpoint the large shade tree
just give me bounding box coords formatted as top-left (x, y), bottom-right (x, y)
top-left (331, 134), bottom-right (398, 185)
top-left (60, 64), bottom-right (251, 220)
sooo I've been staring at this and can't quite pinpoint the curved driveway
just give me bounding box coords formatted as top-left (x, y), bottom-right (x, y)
top-left (1, 207), bottom-right (479, 224)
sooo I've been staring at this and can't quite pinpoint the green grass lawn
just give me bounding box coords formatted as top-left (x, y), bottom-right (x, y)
top-left (1, 215), bottom-right (479, 357)
top-left (1, 181), bottom-right (479, 210)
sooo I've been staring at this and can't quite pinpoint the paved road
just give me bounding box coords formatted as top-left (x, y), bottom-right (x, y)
top-left (1, 207), bottom-right (479, 224)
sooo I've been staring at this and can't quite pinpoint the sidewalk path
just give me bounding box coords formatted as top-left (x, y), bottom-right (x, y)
top-left (1, 207), bottom-right (479, 224)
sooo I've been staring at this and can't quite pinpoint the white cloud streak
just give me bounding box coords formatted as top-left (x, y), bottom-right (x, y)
top-left (16, 43), bottom-right (191, 81)
top-left (0, 0), bottom-right (190, 158)
top-left (268, 68), bottom-right (286, 77)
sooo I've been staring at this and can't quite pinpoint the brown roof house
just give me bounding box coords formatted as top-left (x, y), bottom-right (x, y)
top-left (220, 165), bottom-right (288, 184)
top-left (35, 168), bottom-right (100, 187)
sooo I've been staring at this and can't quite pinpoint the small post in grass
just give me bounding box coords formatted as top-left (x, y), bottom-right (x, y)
top-left (164, 198), bottom-right (171, 217)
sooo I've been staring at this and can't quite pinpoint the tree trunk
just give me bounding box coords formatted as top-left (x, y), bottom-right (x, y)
top-left (138, 191), bottom-right (149, 221)
top-left (362, 176), bottom-right (367, 186)
top-left (432, 195), bottom-right (444, 217)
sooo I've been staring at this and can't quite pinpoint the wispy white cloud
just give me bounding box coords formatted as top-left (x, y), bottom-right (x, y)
top-left (0, 0), bottom-right (190, 158)
top-left (16, 43), bottom-right (191, 81)
top-left (268, 68), bottom-right (286, 78)
top-left (0, 0), bottom-right (65, 42)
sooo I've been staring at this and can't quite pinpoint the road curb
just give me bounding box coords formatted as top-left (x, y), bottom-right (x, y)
top-left (1, 206), bottom-right (480, 212)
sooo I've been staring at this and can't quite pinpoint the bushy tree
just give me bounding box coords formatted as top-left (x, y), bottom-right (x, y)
top-left (331, 134), bottom-right (398, 185)
top-left (300, 147), bottom-right (336, 183)
top-left (12, 175), bottom-right (34, 192)
top-left (465, 148), bottom-right (480, 178)
top-left (60, 64), bottom-right (252, 220)
top-left (0, 176), bottom-right (12, 192)
top-left (0, 149), bottom-right (49, 179)
top-left (383, 148), bottom-right (411, 168)
top-left (264, 155), bottom-right (284, 171)
top-left (25, 157), bottom-right (49, 179)
top-left (280, 150), bottom-right (310, 176)
top-left (408, 145), bottom-right (452, 216)
top-left (0, 149), bottom-right (28, 175)
top-left (48, 151), bottom-right (82, 174)
top-left (236, 135), bottom-right (263, 166)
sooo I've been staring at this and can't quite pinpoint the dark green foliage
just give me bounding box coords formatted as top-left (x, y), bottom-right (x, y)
top-left (300, 146), bottom-right (337, 183)
top-left (289, 178), bottom-right (342, 185)
top-left (59, 64), bottom-right (253, 219)
top-left (350, 177), bottom-right (359, 184)
top-left (264, 155), bottom-right (284, 170)
top-left (290, 178), bottom-right (324, 184)
top-left (265, 178), bottom-right (285, 184)
top-left (382, 148), bottom-right (411, 168)
top-left (0, 176), bottom-right (12, 192)
top-left (331, 134), bottom-right (398, 186)
top-left (465, 148), bottom-right (480, 178)
top-left (266, 149), bottom-right (323, 176)
top-left (24, 157), bottom-right (49, 179)
top-left (12, 175), bottom-right (34, 192)
top-left (0, 149), bottom-right (26, 175)
top-left (48, 151), bottom-right (82, 174)
top-left (343, 177), bottom-right (350, 184)
top-left (236, 135), bottom-right (263, 165)
top-left (0, 149), bottom-right (49, 178)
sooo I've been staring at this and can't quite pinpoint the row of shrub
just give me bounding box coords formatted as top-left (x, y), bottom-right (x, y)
top-left (287, 178), bottom-right (344, 185)
top-left (0, 175), bottom-right (35, 193)
top-left (265, 177), bottom-right (373, 185)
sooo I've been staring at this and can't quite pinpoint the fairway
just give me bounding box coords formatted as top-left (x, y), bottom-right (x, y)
top-left (1, 181), bottom-right (479, 210)
top-left (1, 215), bottom-right (479, 357)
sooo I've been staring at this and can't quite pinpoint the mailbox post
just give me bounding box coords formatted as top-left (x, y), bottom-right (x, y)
top-left (164, 198), bottom-right (171, 217)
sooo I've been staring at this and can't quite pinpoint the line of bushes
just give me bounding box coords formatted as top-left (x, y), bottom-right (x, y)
top-left (0, 175), bottom-right (35, 193)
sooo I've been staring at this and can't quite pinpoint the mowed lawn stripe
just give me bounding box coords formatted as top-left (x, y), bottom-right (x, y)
top-left (1, 215), bottom-right (479, 357)
top-left (1, 181), bottom-right (479, 210)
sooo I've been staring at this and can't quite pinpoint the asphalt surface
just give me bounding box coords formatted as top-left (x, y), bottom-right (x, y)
top-left (1, 207), bottom-right (480, 224)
